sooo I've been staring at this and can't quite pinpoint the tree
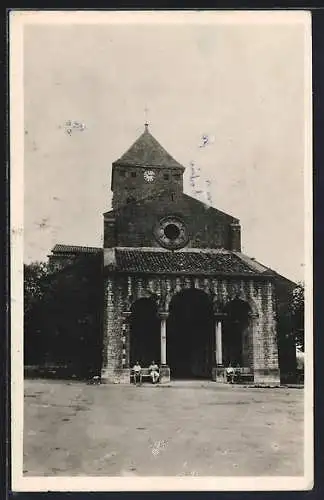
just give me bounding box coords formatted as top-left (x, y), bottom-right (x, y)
top-left (24, 261), bottom-right (52, 365)
top-left (40, 253), bottom-right (103, 377)
top-left (291, 282), bottom-right (305, 351)
top-left (24, 261), bottom-right (50, 315)
top-left (24, 254), bottom-right (103, 378)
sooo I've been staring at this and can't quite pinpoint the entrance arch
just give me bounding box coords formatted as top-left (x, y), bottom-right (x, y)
top-left (222, 298), bottom-right (251, 367)
top-left (129, 298), bottom-right (160, 367)
top-left (167, 289), bottom-right (214, 379)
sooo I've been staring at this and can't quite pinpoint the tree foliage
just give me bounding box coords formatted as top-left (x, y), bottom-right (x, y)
top-left (291, 282), bottom-right (305, 351)
top-left (24, 255), bottom-right (103, 378)
top-left (273, 276), bottom-right (304, 382)
top-left (24, 261), bottom-right (51, 315)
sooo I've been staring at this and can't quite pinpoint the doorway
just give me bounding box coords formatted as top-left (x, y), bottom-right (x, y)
top-left (129, 298), bottom-right (160, 367)
top-left (222, 298), bottom-right (251, 367)
top-left (167, 289), bottom-right (214, 379)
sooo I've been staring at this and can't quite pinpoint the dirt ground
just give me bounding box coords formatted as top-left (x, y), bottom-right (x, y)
top-left (23, 379), bottom-right (304, 477)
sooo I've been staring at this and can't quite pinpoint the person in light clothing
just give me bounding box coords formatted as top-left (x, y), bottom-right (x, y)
top-left (148, 361), bottom-right (160, 384)
top-left (226, 363), bottom-right (235, 384)
top-left (133, 361), bottom-right (142, 385)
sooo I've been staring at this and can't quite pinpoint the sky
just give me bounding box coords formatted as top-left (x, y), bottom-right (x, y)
top-left (22, 12), bottom-right (310, 282)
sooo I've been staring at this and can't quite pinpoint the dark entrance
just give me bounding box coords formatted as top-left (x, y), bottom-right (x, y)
top-left (223, 298), bottom-right (250, 366)
top-left (129, 298), bottom-right (160, 367)
top-left (167, 289), bottom-right (214, 379)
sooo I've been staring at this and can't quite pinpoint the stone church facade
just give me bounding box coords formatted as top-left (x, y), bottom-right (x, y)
top-left (48, 124), bottom-right (298, 385)
top-left (100, 124), bottom-right (280, 385)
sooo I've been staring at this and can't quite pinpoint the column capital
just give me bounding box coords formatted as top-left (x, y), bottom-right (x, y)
top-left (159, 312), bottom-right (169, 320)
top-left (122, 311), bottom-right (132, 319)
top-left (249, 312), bottom-right (259, 319)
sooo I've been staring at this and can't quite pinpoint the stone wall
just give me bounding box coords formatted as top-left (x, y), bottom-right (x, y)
top-left (111, 164), bottom-right (184, 210)
top-left (252, 281), bottom-right (280, 384)
top-left (104, 192), bottom-right (240, 250)
top-left (101, 275), bottom-right (126, 382)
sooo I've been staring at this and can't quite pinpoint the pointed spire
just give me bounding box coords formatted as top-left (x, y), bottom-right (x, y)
top-left (113, 124), bottom-right (185, 170)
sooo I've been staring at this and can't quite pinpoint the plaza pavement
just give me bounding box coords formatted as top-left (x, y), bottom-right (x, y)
top-left (23, 379), bottom-right (304, 477)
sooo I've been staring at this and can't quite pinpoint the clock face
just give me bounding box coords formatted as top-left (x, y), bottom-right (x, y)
top-left (153, 216), bottom-right (189, 250)
top-left (144, 170), bottom-right (156, 183)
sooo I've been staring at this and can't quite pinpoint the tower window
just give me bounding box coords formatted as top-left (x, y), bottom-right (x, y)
top-left (119, 170), bottom-right (126, 177)
top-left (131, 171), bottom-right (137, 178)
top-left (173, 173), bottom-right (180, 180)
top-left (164, 173), bottom-right (170, 180)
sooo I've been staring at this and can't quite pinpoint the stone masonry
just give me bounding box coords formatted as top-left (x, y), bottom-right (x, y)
top-left (47, 124), bottom-right (296, 385)
top-left (101, 269), bottom-right (280, 385)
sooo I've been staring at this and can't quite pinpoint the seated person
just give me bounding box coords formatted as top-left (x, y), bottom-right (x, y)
top-left (225, 364), bottom-right (235, 384)
top-left (234, 363), bottom-right (241, 382)
top-left (132, 361), bottom-right (142, 385)
top-left (148, 360), bottom-right (160, 384)
top-left (234, 363), bottom-right (241, 383)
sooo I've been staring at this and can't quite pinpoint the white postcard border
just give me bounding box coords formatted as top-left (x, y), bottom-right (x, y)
top-left (10, 9), bottom-right (313, 492)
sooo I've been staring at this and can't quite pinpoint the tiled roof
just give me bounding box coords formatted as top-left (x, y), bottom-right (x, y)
top-left (51, 244), bottom-right (102, 254)
top-left (232, 252), bottom-right (270, 273)
top-left (114, 125), bottom-right (185, 170)
top-left (49, 245), bottom-right (278, 278)
top-left (114, 249), bottom-right (269, 275)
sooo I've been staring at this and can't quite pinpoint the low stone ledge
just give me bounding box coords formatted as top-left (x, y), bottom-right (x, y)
top-left (101, 368), bottom-right (130, 384)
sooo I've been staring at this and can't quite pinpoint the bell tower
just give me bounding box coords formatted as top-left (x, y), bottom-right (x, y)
top-left (111, 124), bottom-right (185, 210)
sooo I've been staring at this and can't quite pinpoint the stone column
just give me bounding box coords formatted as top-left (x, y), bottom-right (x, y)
top-left (121, 311), bottom-right (131, 368)
top-left (160, 313), bottom-right (167, 365)
top-left (252, 302), bottom-right (280, 386)
top-left (115, 311), bottom-right (130, 384)
top-left (159, 312), bottom-right (170, 383)
top-left (216, 320), bottom-right (223, 366)
top-left (212, 314), bottom-right (225, 382)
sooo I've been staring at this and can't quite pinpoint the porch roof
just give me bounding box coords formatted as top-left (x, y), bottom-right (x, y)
top-left (51, 244), bottom-right (102, 254)
top-left (113, 248), bottom-right (272, 276)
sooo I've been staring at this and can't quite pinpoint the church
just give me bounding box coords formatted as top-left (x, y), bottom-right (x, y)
top-left (48, 124), bottom-right (297, 385)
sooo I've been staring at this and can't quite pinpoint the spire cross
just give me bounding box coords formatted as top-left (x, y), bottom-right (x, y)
top-left (144, 106), bottom-right (149, 129)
